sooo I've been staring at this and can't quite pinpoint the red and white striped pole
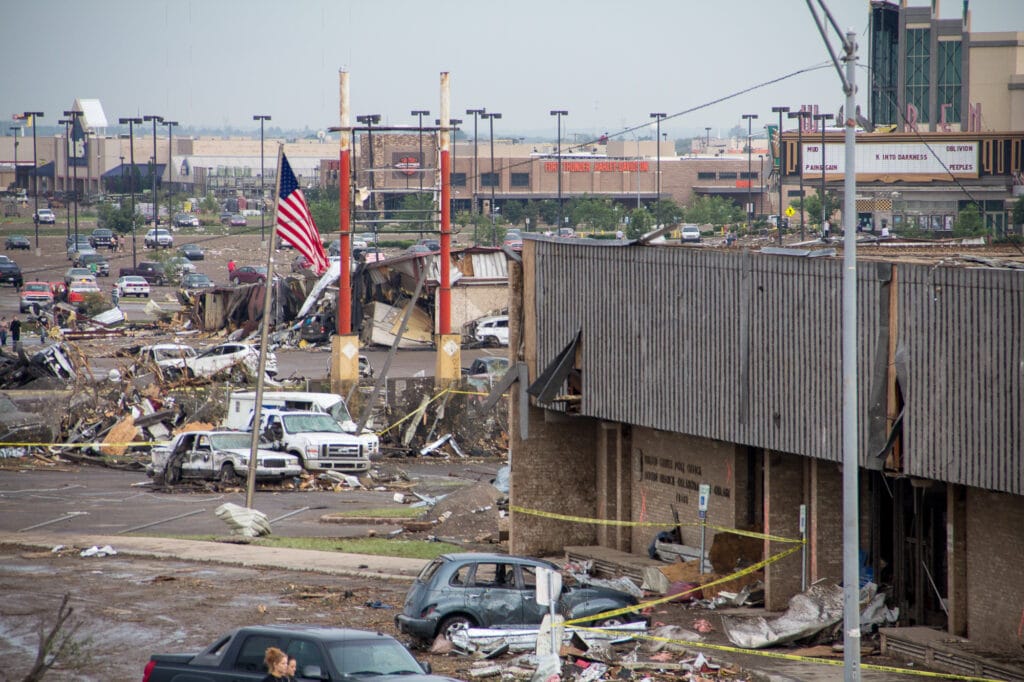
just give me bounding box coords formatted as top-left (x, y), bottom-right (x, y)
top-left (439, 71), bottom-right (452, 336)
top-left (338, 70), bottom-right (352, 335)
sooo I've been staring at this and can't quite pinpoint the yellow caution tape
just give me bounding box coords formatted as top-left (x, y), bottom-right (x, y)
top-left (510, 505), bottom-right (803, 544)
top-left (375, 387), bottom-right (453, 436)
top-left (563, 545), bottom-right (801, 626)
top-left (569, 626), bottom-right (1003, 681)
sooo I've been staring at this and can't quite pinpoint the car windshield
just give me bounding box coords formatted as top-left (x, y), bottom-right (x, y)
top-left (281, 413), bottom-right (344, 434)
top-left (24, 284), bottom-right (48, 293)
top-left (328, 638), bottom-right (422, 676)
top-left (151, 346), bottom-right (195, 361)
top-left (209, 433), bottom-right (255, 450)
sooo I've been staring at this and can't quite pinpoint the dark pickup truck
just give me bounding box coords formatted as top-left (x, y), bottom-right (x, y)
top-left (142, 625), bottom-right (460, 682)
top-left (118, 261), bottom-right (167, 285)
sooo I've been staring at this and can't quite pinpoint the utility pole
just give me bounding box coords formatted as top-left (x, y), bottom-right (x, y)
top-left (742, 113), bottom-right (758, 230)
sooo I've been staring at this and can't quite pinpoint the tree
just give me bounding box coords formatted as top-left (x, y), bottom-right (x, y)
top-left (307, 199), bottom-right (339, 234)
top-left (626, 207), bottom-right (654, 238)
top-left (568, 196), bottom-right (618, 232)
top-left (651, 198), bottom-right (684, 227)
top-left (953, 203), bottom-right (984, 236)
top-left (96, 202), bottom-right (139, 235)
top-left (799, 191), bottom-right (841, 227)
top-left (401, 192), bottom-right (435, 233)
top-left (1012, 195), bottom-right (1024, 228)
top-left (684, 195), bottom-right (743, 227)
top-left (200, 193), bottom-right (219, 213)
top-left (536, 200), bottom-right (560, 227)
top-left (501, 200), bottom-right (526, 226)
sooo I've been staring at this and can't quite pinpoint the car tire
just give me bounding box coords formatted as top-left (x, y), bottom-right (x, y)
top-left (485, 335), bottom-right (500, 347)
top-left (438, 615), bottom-right (476, 641)
top-left (219, 463), bottom-right (240, 486)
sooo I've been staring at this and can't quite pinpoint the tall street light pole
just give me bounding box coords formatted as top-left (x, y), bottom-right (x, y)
top-left (771, 106), bottom-right (790, 244)
top-left (58, 118), bottom-right (71, 240)
top-left (482, 112), bottom-right (501, 246)
top-left (758, 154), bottom-right (765, 217)
top-left (437, 117), bottom-right (462, 215)
top-left (119, 117), bottom-right (143, 268)
top-left (253, 115), bottom-right (271, 243)
top-left (356, 114), bottom-right (381, 219)
top-left (549, 110), bottom-right (567, 231)
top-left (465, 108), bottom-right (485, 221)
top-left (143, 115), bottom-right (163, 227)
top-left (814, 113), bottom-right (834, 240)
top-left (64, 109), bottom-right (83, 244)
top-left (23, 111), bottom-right (43, 253)
top-left (162, 120), bottom-right (178, 230)
top-left (8, 127), bottom-right (18, 193)
top-left (788, 110), bottom-right (812, 240)
top-left (705, 126), bottom-right (711, 151)
top-left (741, 114), bottom-right (758, 231)
top-left (411, 109), bottom-right (429, 191)
top-left (649, 113), bottom-right (665, 201)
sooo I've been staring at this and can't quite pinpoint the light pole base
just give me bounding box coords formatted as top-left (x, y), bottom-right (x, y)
top-left (35, 248), bottom-right (42, 257)
top-left (261, 240), bottom-right (268, 250)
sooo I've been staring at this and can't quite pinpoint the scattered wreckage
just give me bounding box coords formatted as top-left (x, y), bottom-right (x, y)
top-left (148, 430), bottom-right (303, 485)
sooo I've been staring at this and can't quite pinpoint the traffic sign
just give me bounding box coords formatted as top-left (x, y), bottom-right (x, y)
top-left (785, 206), bottom-right (796, 218)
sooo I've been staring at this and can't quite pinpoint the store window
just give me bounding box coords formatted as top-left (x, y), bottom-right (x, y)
top-left (906, 28), bottom-right (931, 122)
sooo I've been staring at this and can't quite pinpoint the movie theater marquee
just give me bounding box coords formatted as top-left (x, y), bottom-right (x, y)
top-left (802, 141), bottom-right (978, 178)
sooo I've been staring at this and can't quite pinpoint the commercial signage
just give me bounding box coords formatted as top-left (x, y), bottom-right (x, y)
top-left (543, 160), bottom-right (649, 173)
top-left (391, 151), bottom-right (422, 179)
top-left (802, 141), bottom-right (978, 178)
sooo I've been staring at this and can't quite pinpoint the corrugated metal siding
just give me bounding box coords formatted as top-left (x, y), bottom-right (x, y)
top-left (899, 265), bottom-right (1024, 494)
top-left (532, 241), bottom-right (885, 466)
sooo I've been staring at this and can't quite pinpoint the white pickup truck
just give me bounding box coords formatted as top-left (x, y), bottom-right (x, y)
top-left (148, 430), bottom-right (303, 485)
top-left (254, 409), bottom-right (369, 473)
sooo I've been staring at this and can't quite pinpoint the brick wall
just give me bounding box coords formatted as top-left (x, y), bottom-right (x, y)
top-left (628, 428), bottom-right (747, 551)
top-left (764, 451), bottom-right (805, 610)
top-left (509, 397), bottom-right (599, 556)
top-left (965, 488), bottom-right (1024, 653)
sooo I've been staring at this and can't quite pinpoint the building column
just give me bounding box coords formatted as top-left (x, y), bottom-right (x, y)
top-left (809, 458), bottom-right (843, 583)
top-left (764, 451), bottom-right (805, 611)
top-left (947, 484), bottom-right (967, 636)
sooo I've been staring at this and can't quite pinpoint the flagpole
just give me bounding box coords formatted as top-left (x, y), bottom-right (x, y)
top-left (244, 142), bottom-right (285, 510)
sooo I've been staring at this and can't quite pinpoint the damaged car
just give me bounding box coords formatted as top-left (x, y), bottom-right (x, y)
top-left (395, 553), bottom-right (645, 642)
top-left (184, 342), bottom-right (278, 379)
top-left (148, 430), bottom-right (303, 485)
top-left (0, 393), bottom-right (57, 445)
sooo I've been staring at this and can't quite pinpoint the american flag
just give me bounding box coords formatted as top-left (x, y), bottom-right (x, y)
top-left (276, 153), bottom-right (329, 274)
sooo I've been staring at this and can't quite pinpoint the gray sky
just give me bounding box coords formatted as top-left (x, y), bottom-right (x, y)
top-left (3, 0), bottom-right (1022, 140)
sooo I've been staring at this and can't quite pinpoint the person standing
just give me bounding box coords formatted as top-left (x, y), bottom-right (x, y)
top-left (0, 316), bottom-right (8, 347)
top-left (10, 315), bottom-right (21, 348)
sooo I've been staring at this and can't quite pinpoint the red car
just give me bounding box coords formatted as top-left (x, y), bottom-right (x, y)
top-left (229, 265), bottom-right (267, 285)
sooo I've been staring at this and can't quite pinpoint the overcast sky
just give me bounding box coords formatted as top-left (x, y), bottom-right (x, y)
top-left (3, 0), bottom-right (1022, 141)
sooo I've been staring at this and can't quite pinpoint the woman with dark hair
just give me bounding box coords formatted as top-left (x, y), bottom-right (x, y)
top-left (261, 646), bottom-right (289, 681)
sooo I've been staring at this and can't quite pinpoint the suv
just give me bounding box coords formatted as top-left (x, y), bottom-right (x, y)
top-left (89, 228), bottom-right (113, 249)
top-left (0, 255), bottom-right (23, 288)
top-left (680, 224), bottom-right (702, 243)
top-left (74, 252), bottom-right (110, 276)
top-left (144, 228), bottom-right (174, 248)
top-left (118, 261), bottom-right (167, 285)
top-left (473, 314), bottom-right (509, 346)
top-left (34, 208), bottom-right (56, 224)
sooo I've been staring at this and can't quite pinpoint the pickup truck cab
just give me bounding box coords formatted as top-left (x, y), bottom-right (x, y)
top-left (142, 625), bottom-right (453, 682)
top-left (118, 261), bottom-right (167, 285)
top-left (253, 408), bottom-right (368, 473)
top-left (148, 430), bottom-right (302, 485)
top-left (226, 391), bottom-right (380, 457)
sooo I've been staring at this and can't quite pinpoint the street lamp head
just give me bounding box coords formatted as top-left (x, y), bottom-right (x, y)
top-left (483, 112), bottom-right (502, 120)
top-left (771, 106), bottom-right (790, 114)
top-left (252, 114), bottom-right (271, 122)
top-left (466, 107), bottom-right (485, 116)
top-left (356, 114), bottom-right (381, 125)
top-left (788, 110), bottom-right (812, 121)
top-left (143, 114), bottom-right (163, 123)
top-left (550, 110), bottom-right (568, 116)
top-left (163, 120), bottom-right (178, 128)
top-left (119, 117), bottom-right (142, 125)
top-left (58, 118), bottom-right (71, 126)
top-left (742, 113), bottom-right (759, 121)
top-left (22, 111), bottom-right (44, 118)
top-left (649, 112), bottom-right (666, 119)
top-left (813, 113), bottom-right (835, 122)
top-left (411, 109), bottom-right (430, 117)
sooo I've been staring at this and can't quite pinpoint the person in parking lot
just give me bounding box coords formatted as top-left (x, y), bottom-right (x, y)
top-left (261, 647), bottom-right (289, 681)
top-left (0, 316), bottom-right (7, 347)
top-left (9, 315), bottom-right (21, 348)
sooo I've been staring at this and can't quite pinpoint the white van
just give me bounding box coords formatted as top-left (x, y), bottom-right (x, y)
top-left (225, 391), bottom-right (379, 455)
top-left (473, 315), bottom-right (509, 346)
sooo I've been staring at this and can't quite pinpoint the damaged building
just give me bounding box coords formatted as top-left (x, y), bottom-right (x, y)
top-left (507, 235), bottom-right (1024, 666)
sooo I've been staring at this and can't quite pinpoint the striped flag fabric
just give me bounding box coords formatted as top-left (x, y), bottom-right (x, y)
top-left (276, 153), bottom-right (328, 274)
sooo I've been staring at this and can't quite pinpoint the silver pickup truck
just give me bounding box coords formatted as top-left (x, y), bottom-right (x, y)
top-left (148, 430), bottom-right (303, 485)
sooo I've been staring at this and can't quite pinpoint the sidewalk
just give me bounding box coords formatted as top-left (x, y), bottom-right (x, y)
top-left (1, 531), bottom-right (428, 581)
